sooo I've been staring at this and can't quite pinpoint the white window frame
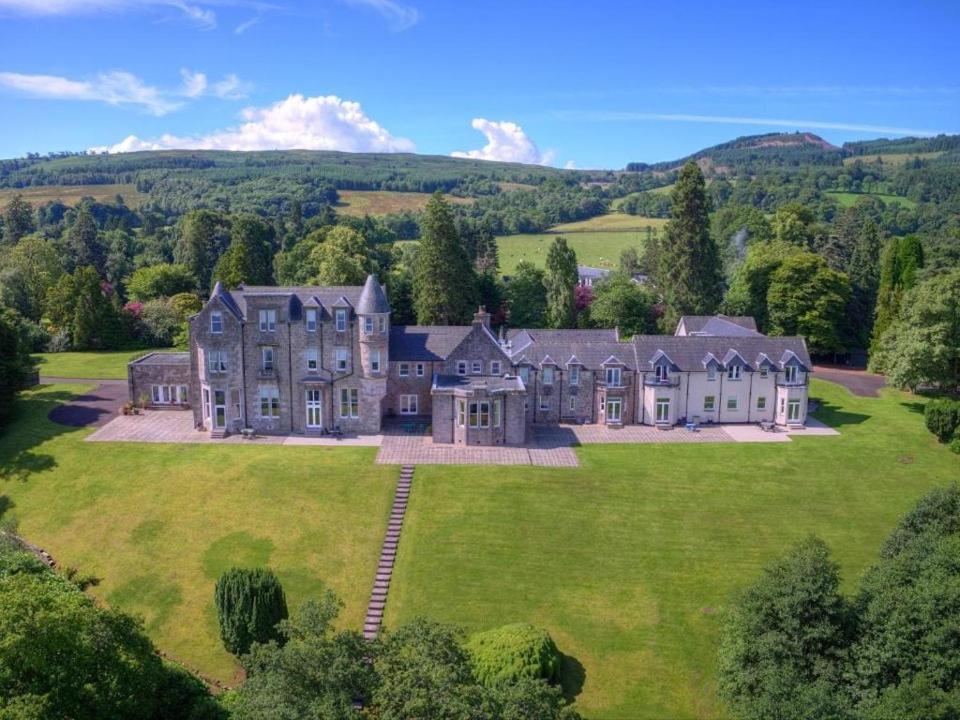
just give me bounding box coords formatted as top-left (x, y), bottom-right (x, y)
top-left (457, 360), bottom-right (468, 376)
top-left (539, 394), bottom-right (549, 411)
top-left (398, 362), bottom-right (410, 377)
top-left (788, 399), bottom-right (802, 421)
top-left (542, 366), bottom-right (555, 386)
top-left (655, 364), bottom-right (669, 382)
top-left (400, 394), bottom-right (418, 415)
top-left (335, 309), bottom-right (347, 332)
top-left (457, 400), bottom-right (466, 427)
top-left (364, 317), bottom-right (373, 333)
top-left (378, 317), bottom-right (386, 332)
top-left (415, 363), bottom-right (425, 377)
top-left (208, 350), bottom-right (226, 374)
top-left (371, 349), bottom-right (381, 374)
top-left (493, 399), bottom-right (502, 427)
top-left (605, 366), bottom-right (621, 387)
top-left (490, 360), bottom-right (502, 376)
top-left (469, 401), bottom-right (490, 429)
top-left (607, 397), bottom-right (622, 423)
top-left (210, 311), bottom-right (223, 334)
top-left (231, 388), bottom-right (241, 420)
top-left (339, 388), bottom-right (359, 418)
top-left (305, 308), bottom-right (317, 332)
top-left (569, 396), bottom-right (576, 411)
top-left (704, 395), bottom-right (716, 412)
top-left (335, 347), bottom-right (348, 372)
top-left (655, 398), bottom-right (670, 423)
top-left (259, 309), bottom-right (276, 332)
top-left (727, 396), bottom-right (739, 411)
top-left (472, 360), bottom-right (482, 375)
top-left (306, 348), bottom-right (319, 373)
top-left (727, 364), bottom-right (742, 381)
top-left (259, 386), bottom-right (280, 419)
top-left (569, 366), bottom-right (580, 386)
top-left (785, 365), bottom-right (799, 383)
top-left (707, 368), bottom-right (716, 381)
top-left (261, 346), bottom-right (274, 372)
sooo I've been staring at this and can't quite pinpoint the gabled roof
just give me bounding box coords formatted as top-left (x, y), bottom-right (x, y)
top-left (389, 325), bottom-right (473, 361)
top-left (446, 323), bottom-right (512, 363)
top-left (701, 352), bottom-right (722, 369)
top-left (648, 349), bottom-right (680, 371)
top-left (209, 281), bottom-right (243, 319)
top-left (780, 349), bottom-right (810, 371)
top-left (722, 348), bottom-right (751, 369)
top-left (357, 274), bottom-right (391, 315)
top-left (213, 284), bottom-right (366, 320)
top-left (754, 352), bottom-right (777, 370)
top-left (676, 315), bottom-right (760, 337)
top-left (632, 335), bottom-right (812, 373)
top-left (508, 338), bottom-right (637, 370)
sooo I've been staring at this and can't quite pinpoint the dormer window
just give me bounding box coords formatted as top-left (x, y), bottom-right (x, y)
top-left (605, 367), bottom-right (621, 387)
top-left (655, 365), bottom-right (669, 382)
top-left (543, 366), bottom-right (555, 385)
top-left (727, 365), bottom-right (742, 381)
top-left (305, 309), bottom-right (317, 332)
top-left (335, 309), bottom-right (347, 332)
top-left (759, 368), bottom-right (768, 379)
top-left (259, 309), bottom-right (276, 332)
top-left (707, 368), bottom-right (716, 381)
top-left (785, 365), bottom-right (798, 383)
top-left (210, 311), bottom-right (223, 334)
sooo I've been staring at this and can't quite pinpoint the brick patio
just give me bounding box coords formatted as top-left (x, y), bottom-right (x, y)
top-left (375, 430), bottom-right (580, 467)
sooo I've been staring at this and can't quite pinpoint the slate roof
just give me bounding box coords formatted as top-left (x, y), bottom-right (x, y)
top-left (677, 315), bottom-right (760, 336)
top-left (224, 284), bottom-right (366, 319)
top-left (632, 335), bottom-right (811, 371)
top-left (510, 339), bottom-right (638, 370)
top-left (357, 274), bottom-right (391, 315)
top-left (507, 328), bottom-right (619, 353)
top-left (389, 326), bottom-right (473, 361)
top-left (578, 265), bottom-right (612, 280)
top-left (431, 374), bottom-right (526, 394)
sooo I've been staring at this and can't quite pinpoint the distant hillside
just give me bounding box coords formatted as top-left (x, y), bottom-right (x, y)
top-left (626, 132), bottom-right (845, 172)
top-left (844, 134), bottom-right (960, 157)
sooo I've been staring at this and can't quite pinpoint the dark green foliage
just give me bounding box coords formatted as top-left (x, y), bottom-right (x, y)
top-left (544, 236), bottom-right (578, 329)
top-left (717, 536), bottom-right (853, 720)
top-left (229, 592), bottom-right (373, 720)
top-left (2, 194), bottom-right (34, 245)
top-left (174, 210), bottom-right (232, 293)
top-left (466, 623), bottom-right (562, 687)
top-left (767, 252), bottom-right (852, 354)
top-left (0, 234), bottom-right (64, 322)
top-left (0, 543), bottom-right (224, 720)
top-left (413, 192), bottom-right (476, 324)
top-left (213, 215), bottom-right (275, 288)
top-left (311, 226), bottom-right (370, 285)
top-left (63, 207), bottom-right (105, 274)
top-left (880, 483), bottom-right (960, 560)
top-left (214, 568), bottom-right (288, 657)
top-left (0, 308), bottom-right (33, 427)
top-left (124, 263), bottom-right (197, 301)
top-left (924, 400), bottom-right (960, 444)
top-left (506, 261), bottom-right (547, 328)
top-left (870, 235), bottom-right (926, 362)
top-left (658, 161), bottom-right (723, 329)
top-left (588, 272), bottom-right (656, 338)
top-left (46, 266), bottom-right (131, 350)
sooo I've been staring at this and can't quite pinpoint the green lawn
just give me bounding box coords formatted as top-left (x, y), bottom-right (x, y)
top-left (32, 349), bottom-right (174, 380)
top-left (387, 380), bottom-right (959, 719)
top-left (497, 216), bottom-right (665, 274)
top-left (0, 384), bottom-right (396, 684)
top-left (825, 190), bottom-right (917, 209)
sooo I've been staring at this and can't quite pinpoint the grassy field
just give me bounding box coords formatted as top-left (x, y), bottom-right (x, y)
top-left (842, 151), bottom-right (944, 166)
top-left (387, 380), bottom-right (959, 719)
top-left (0, 183), bottom-right (147, 208)
top-left (33, 349), bottom-right (173, 380)
top-left (0, 384), bottom-right (396, 683)
top-left (825, 190), bottom-right (917, 209)
top-left (336, 190), bottom-right (472, 217)
top-left (498, 215), bottom-right (666, 274)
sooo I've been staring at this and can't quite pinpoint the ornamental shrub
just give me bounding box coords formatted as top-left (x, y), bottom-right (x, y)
top-left (465, 623), bottom-right (562, 687)
top-left (214, 568), bottom-right (288, 657)
top-left (924, 399), bottom-right (960, 443)
top-left (950, 433), bottom-right (960, 455)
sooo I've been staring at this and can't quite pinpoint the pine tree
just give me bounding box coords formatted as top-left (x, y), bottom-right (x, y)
top-left (212, 214), bottom-right (275, 288)
top-left (870, 235), bottom-right (924, 364)
top-left (2, 194), bottom-right (34, 245)
top-left (505, 261), bottom-right (547, 328)
top-left (846, 220), bottom-right (882, 347)
top-left (65, 208), bottom-right (105, 274)
top-left (413, 192), bottom-right (476, 324)
top-left (658, 161), bottom-right (722, 329)
top-left (174, 210), bottom-right (231, 293)
top-left (214, 567), bottom-right (288, 657)
top-left (544, 236), bottom-right (578, 328)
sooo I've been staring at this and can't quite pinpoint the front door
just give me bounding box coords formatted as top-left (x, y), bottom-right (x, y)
top-left (656, 398), bottom-right (670, 423)
top-left (606, 397), bottom-right (622, 424)
top-left (788, 399), bottom-right (801, 422)
top-left (306, 389), bottom-right (323, 428)
top-left (213, 390), bottom-right (226, 429)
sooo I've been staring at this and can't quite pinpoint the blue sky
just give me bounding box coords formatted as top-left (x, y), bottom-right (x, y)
top-left (0, 0), bottom-right (957, 168)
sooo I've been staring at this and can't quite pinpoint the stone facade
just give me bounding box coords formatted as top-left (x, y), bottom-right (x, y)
top-left (131, 276), bottom-right (813, 445)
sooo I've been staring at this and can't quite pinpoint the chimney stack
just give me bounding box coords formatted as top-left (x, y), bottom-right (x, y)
top-left (472, 305), bottom-right (491, 330)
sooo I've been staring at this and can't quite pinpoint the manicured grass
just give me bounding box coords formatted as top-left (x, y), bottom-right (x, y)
top-left (0, 384), bottom-right (396, 683)
top-left (32, 349), bottom-right (173, 380)
top-left (336, 190), bottom-right (472, 217)
top-left (498, 215), bottom-right (665, 274)
top-left (387, 380), bottom-right (959, 719)
top-left (0, 183), bottom-right (147, 208)
top-left (825, 190), bottom-right (917, 209)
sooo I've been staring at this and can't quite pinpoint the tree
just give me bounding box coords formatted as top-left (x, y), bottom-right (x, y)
top-left (2, 195), bottom-right (34, 245)
top-left (212, 215), bottom-right (275, 288)
top-left (771, 203), bottom-right (815, 247)
top-left (873, 270), bottom-right (960, 392)
top-left (658, 161), bottom-right (722, 329)
top-left (589, 272), bottom-right (655, 337)
top-left (0, 308), bottom-right (33, 426)
top-left (506, 261), bottom-right (547, 328)
top-left (310, 226), bottom-right (370, 286)
top-left (845, 219), bottom-right (882, 347)
top-left (215, 568), bottom-right (288, 657)
top-left (723, 241), bottom-right (803, 332)
top-left (47, 267), bottom-right (130, 350)
top-left (229, 593), bottom-right (373, 720)
top-left (103, 228), bottom-right (136, 290)
top-left (711, 204), bottom-right (771, 277)
top-left (0, 234), bottom-right (63, 322)
top-left (717, 537), bottom-right (853, 720)
top-left (466, 623), bottom-right (562, 687)
top-left (870, 235), bottom-right (924, 363)
top-left (413, 192), bottom-right (476, 325)
top-left (63, 207), bottom-right (105, 274)
top-left (174, 210), bottom-right (232, 293)
top-left (544, 237), bottom-right (579, 329)
top-left (273, 231), bottom-right (323, 285)
top-left (125, 263), bottom-right (197, 301)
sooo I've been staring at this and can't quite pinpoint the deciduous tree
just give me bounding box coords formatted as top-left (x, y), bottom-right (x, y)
top-left (2, 194), bottom-right (34, 245)
top-left (506, 261), bottom-right (547, 328)
top-left (544, 236), bottom-right (578, 329)
top-left (588, 272), bottom-right (655, 338)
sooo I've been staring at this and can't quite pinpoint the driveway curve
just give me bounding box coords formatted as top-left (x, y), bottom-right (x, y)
top-left (42, 376), bottom-right (128, 428)
top-left (813, 365), bottom-right (886, 397)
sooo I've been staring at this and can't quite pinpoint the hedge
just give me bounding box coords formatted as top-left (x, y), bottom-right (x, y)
top-left (465, 623), bottom-right (562, 688)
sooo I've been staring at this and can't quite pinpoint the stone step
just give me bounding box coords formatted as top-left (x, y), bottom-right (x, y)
top-left (366, 608), bottom-right (383, 620)
top-left (375, 574), bottom-right (391, 583)
top-left (368, 600), bottom-right (386, 610)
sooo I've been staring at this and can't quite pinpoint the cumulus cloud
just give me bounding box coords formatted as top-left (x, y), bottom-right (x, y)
top-left (0, 67), bottom-right (250, 114)
top-left (89, 93), bottom-right (416, 154)
top-left (451, 118), bottom-right (554, 166)
top-left (342, 0), bottom-right (418, 31)
top-left (0, 0), bottom-right (219, 27)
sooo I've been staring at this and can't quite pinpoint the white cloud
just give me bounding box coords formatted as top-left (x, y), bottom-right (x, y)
top-left (233, 15), bottom-right (259, 33)
top-left (555, 110), bottom-right (951, 138)
top-left (563, 160), bottom-right (577, 170)
top-left (0, 69), bottom-right (183, 115)
top-left (0, 68), bottom-right (251, 114)
top-left (452, 118), bottom-right (554, 166)
top-left (342, 0), bottom-right (418, 31)
top-left (0, 0), bottom-right (219, 26)
top-left (89, 93), bottom-right (416, 153)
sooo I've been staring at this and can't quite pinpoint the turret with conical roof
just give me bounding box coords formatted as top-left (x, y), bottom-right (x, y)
top-left (357, 274), bottom-right (390, 378)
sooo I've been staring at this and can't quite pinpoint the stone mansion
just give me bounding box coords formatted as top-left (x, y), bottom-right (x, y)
top-left (128, 274), bottom-right (813, 445)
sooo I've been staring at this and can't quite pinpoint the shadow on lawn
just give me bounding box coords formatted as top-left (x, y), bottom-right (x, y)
top-left (0, 387), bottom-right (80, 482)
top-left (560, 653), bottom-right (586, 702)
top-left (900, 401), bottom-right (927, 415)
top-left (813, 400), bottom-right (871, 429)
